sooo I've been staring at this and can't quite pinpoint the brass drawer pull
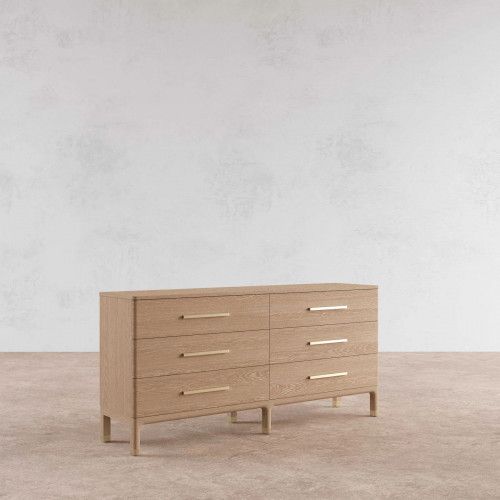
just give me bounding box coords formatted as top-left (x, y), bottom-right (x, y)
top-left (308, 372), bottom-right (348, 380)
top-left (181, 386), bottom-right (230, 396)
top-left (182, 313), bottom-right (231, 319)
top-left (182, 349), bottom-right (230, 357)
top-left (308, 306), bottom-right (348, 311)
top-left (308, 339), bottom-right (348, 346)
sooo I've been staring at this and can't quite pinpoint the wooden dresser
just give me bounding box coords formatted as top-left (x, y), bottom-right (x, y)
top-left (100, 283), bottom-right (378, 455)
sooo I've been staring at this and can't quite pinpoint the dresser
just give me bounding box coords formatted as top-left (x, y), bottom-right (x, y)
top-left (100, 283), bottom-right (378, 455)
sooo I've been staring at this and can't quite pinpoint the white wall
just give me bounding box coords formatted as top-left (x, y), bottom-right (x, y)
top-left (1, 1), bottom-right (499, 351)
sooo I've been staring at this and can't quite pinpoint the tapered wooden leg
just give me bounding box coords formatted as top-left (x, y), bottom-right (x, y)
top-left (100, 415), bottom-right (111, 442)
top-left (262, 407), bottom-right (271, 434)
top-left (332, 397), bottom-right (340, 408)
top-left (370, 391), bottom-right (377, 417)
top-left (228, 411), bottom-right (237, 423)
top-left (130, 420), bottom-right (141, 456)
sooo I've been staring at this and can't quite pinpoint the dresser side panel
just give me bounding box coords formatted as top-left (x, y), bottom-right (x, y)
top-left (100, 296), bottom-right (134, 418)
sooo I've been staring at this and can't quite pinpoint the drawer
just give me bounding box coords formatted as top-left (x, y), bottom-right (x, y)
top-left (270, 322), bottom-right (377, 364)
top-left (270, 354), bottom-right (377, 400)
top-left (270, 289), bottom-right (377, 329)
top-left (136, 330), bottom-right (269, 377)
top-left (136, 366), bottom-right (269, 417)
top-left (136, 294), bottom-right (268, 339)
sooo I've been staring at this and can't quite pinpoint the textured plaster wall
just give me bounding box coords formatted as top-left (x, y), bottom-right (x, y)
top-left (1, 1), bottom-right (499, 351)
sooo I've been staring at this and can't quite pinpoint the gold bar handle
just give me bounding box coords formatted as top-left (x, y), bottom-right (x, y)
top-left (308, 339), bottom-right (348, 346)
top-left (181, 386), bottom-right (230, 396)
top-left (308, 372), bottom-right (348, 380)
top-left (182, 313), bottom-right (231, 319)
top-left (308, 306), bottom-right (348, 311)
top-left (182, 349), bottom-right (230, 357)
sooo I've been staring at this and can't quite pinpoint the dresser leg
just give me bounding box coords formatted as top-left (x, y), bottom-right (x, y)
top-left (228, 411), bottom-right (237, 423)
top-left (130, 420), bottom-right (141, 456)
top-left (370, 391), bottom-right (377, 417)
top-left (262, 407), bottom-right (271, 434)
top-left (100, 415), bottom-right (111, 442)
top-left (332, 397), bottom-right (340, 408)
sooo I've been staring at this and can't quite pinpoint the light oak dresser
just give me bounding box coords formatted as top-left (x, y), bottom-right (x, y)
top-left (100, 283), bottom-right (378, 455)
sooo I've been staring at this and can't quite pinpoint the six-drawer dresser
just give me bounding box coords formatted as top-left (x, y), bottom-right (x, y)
top-left (100, 283), bottom-right (378, 455)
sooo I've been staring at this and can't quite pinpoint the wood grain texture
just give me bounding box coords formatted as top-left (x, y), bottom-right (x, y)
top-left (100, 296), bottom-right (134, 418)
top-left (100, 282), bottom-right (378, 452)
top-left (270, 289), bottom-right (377, 329)
top-left (138, 400), bottom-right (275, 424)
top-left (136, 387), bottom-right (376, 424)
top-left (270, 322), bottom-right (377, 363)
top-left (136, 330), bottom-right (269, 377)
top-left (270, 386), bottom-right (377, 407)
top-left (101, 283), bottom-right (377, 300)
top-left (136, 366), bottom-right (269, 417)
top-left (135, 295), bottom-right (268, 339)
top-left (270, 354), bottom-right (377, 400)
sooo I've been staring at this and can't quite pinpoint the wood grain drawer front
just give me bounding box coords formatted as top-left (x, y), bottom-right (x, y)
top-left (270, 322), bottom-right (377, 364)
top-left (136, 366), bottom-right (269, 417)
top-left (136, 330), bottom-right (269, 378)
top-left (270, 289), bottom-right (377, 329)
top-left (135, 295), bottom-right (268, 339)
top-left (270, 354), bottom-right (377, 400)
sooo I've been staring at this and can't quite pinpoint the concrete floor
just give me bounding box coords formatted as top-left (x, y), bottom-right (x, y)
top-left (0, 353), bottom-right (499, 499)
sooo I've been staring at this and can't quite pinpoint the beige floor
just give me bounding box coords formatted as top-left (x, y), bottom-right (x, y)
top-left (1, 353), bottom-right (499, 499)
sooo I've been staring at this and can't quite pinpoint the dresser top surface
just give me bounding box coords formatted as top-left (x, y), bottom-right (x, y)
top-left (100, 283), bottom-right (377, 300)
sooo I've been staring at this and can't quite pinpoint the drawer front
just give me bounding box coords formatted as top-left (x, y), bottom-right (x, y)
top-left (136, 366), bottom-right (269, 417)
top-left (136, 330), bottom-right (269, 378)
top-left (270, 289), bottom-right (377, 329)
top-left (270, 354), bottom-right (377, 400)
top-left (136, 294), bottom-right (268, 339)
top-left (270, 322), bottom-right (377, 364)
